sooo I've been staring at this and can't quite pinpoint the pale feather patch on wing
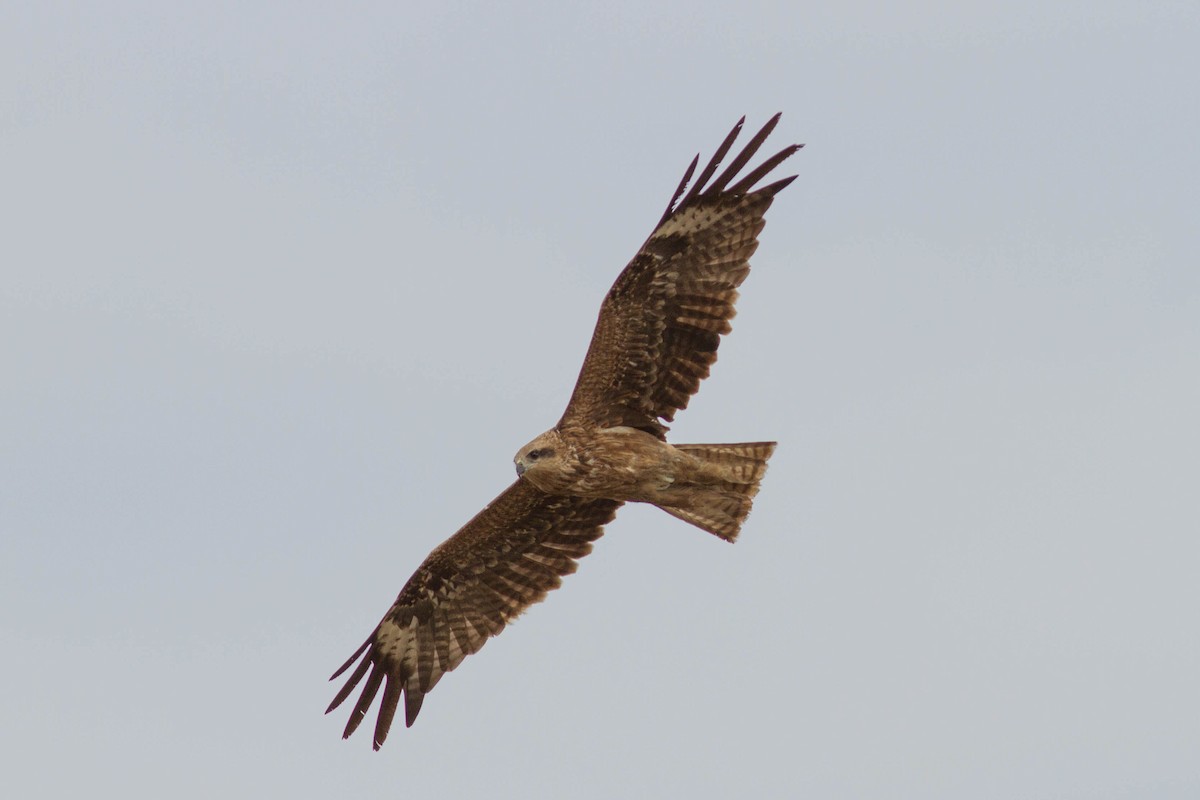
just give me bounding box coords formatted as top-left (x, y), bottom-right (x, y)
top-left (651, 204), bottom-right (728, 240)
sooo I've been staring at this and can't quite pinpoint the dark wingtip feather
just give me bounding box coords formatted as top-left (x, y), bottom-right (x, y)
top-left (680, 115), bottom-right (747, 209)
top-left (404, 688), bottom-right (426, 728)
top-left (341, 663), bottom-right (385, 740)
top-left (727, 143), bottom-right (804, 195)
top-left (659, 154), bottom-right (700, 225)
top-left (759, 173), bottom-right (800, 198)
top-left (329, 638), bottom-right (371, 681)
top-left (661, 115), bottom-right (800, 222)
top-left (706, 114), bottom-right (783, 196)
top-left (326, 645), bottom-right (373, 714)
top-left (372, 675), bottom-right (403, 750)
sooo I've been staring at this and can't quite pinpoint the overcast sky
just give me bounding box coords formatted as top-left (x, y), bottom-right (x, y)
top-left (3, 2), bottom-right (1198, 798)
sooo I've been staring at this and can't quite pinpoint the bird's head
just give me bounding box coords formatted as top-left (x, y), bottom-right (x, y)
top-left (514, 429), bottom-right (570, 489)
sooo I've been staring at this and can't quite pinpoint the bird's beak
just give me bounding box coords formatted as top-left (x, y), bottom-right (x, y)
top-left (514, 460), bottom-right (526, 476)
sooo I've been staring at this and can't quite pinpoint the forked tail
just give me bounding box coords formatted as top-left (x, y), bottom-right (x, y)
top-left (661, 442), bottom-right (776, 542)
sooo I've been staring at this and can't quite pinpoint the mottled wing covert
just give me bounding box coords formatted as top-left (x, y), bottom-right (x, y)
top-left (559, 114), bottom-right (802, 438)
top-left (327, 479), bottom-right (622, 749)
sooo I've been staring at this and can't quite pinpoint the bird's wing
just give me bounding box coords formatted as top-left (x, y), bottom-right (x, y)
top-left (326, 478), bottom-right (622, 749)
top-left (558, 114), bottom-right (802, 438)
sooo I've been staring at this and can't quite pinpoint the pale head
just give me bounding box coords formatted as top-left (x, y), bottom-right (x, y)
top-left (513, 429), bottom-right (572, 492)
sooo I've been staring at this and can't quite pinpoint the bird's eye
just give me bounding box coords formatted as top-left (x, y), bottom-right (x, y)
top-left (527, 450), bottom-right (539, 461)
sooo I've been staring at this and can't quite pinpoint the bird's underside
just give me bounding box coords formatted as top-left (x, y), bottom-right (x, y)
top-left (327, 114), bottom-right (802, 749)
top-left (514, 425), bottom-right (777, 541)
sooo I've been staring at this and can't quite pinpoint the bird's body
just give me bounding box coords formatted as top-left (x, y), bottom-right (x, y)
top-left (516, 426), bottom-right (775, 541)
top-left (327, 114), bottom-right (802, 748)
top-left (515, 425), bottom-right (680, 499)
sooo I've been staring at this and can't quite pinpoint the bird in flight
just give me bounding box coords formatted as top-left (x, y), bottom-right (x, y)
top-left (327, 114), bottom-right (802, 749)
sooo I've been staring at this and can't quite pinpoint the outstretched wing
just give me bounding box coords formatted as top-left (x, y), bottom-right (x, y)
top-left (559, 114), bottom-right (802, 439)
top-left (326, 479), bottom-right (621, 749)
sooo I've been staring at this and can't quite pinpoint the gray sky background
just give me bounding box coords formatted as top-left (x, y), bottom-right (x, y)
top-left (3, 2), bottom-right (1198, 797)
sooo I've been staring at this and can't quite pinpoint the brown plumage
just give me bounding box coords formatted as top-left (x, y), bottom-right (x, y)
top-left (327, 115), bottom-right (802, 748)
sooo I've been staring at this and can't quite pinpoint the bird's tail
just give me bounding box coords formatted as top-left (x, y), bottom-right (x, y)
top-left (660, 442), bottom-right (776, 542)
